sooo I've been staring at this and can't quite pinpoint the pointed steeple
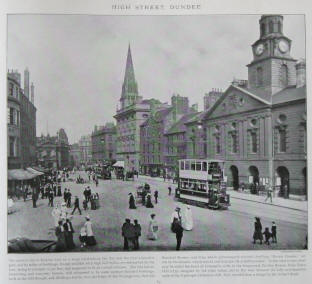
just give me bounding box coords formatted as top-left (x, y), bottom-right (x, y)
top-left (120, 44), bottom-right (138, 108)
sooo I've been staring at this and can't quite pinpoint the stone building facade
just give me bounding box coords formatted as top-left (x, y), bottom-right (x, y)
top-left (37, 129), bottom-right (70, 169)
top-left (78, 135), bottom-right (92, 166)
top-left (201, 15), bottom-right (306, 199)
top-left (7, 69), bottom-right (36, 169)
top-left (91, 123), bottom-right (117, 164)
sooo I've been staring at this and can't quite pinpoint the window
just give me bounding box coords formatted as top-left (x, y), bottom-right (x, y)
top-left (261, 23), bottom-right (266, 36)
top-left (269, 21), bottom-right (273, 33)
top-left (279, 129), bottom-right (286, 152)
top-left (256, 67), bottom-right (263, 87)
top-left (251, 132), bottom-right (257, 153)
top-left (180, 161), bottom-right (185, 170)
top-left (191, 161), bottom-right (196, 171)
top-left (278, 21), bottom-right (282, 33)
top-left (196, 162), bottom-right (201, 171)
top-left (9, 136), bottom-right (15, 156)
top-left (280, 65), bottom-right (288, 87)
top-left (9, 108), bottom-right (14, 125)
top-left (215, 135), bottom-right (221, 154)
top-left (202, 162), bottom-right (207, 171)
top-left (185, 161), bottom-right (190, 170)
top-left (231, 133), bottom-right (238, 153)
top-left (9, 83), bottom-right (14, 96)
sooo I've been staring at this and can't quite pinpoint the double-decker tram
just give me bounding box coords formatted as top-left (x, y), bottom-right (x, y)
top-left (177, 159), bottom-right (230, 209)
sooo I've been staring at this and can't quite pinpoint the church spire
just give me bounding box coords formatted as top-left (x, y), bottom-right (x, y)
top-left (120, 44), bottom-right (139, 108)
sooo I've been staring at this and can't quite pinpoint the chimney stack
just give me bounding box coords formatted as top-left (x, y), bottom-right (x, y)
top-left (24, 68), bottom-right (30, 99)
top-left (296, 59), bottom-right (306, 88)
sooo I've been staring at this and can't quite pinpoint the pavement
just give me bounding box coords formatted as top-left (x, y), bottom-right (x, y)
top-left (138, 175), bottom-right (308, 212)
top-left (7, 171), bottom-right (308, 252)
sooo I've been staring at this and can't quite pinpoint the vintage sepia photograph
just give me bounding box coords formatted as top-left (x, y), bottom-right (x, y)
top-left (6, 14), bottom-right (307, 252)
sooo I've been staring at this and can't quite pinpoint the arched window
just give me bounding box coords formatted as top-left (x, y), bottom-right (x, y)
top-left (269, 21), bottom-right (274, 33)
top-left (280, 64), bottom-right (288, 87)
top-left (278, 21), bottom-right (282, 33)
top-left (256, 67), bottom-right (263, 87)
top-left (261, 23), bottom-right (266, 37)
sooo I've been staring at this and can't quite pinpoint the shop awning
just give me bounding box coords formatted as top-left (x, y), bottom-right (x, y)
top-left (26, 167), bottom-right (45, 176)
top-left (112, 161), bottom-right (124, 168)
top-left (8, 169), bottom-right (37, 181)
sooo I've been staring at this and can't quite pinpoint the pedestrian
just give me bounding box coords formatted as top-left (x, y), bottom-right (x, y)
top-left (121, 219), bottom-right (136, 250)
top-left (133, 219), bottom-right (141, 250)
top-left (129, 193), bottom-right (136, 209)
top-left (55, 220), bottom-right (67, 252)
top-left (263, 227), bottom-right (271, 245)
top-left (60, 202), bottom-right (68, 220)
top-left (168, 186), bottom-right (172, 196)
top-left (171, 207), bottom-right (182, 232)
top-left (48, 190), bottom-right (54, 207)
top-left (23, 186), bottom-right (28, 202)
top-left (154, 190), bottom-right (158, 204)
top-left (32, 189), bottom-right (37, 208)
top-left (147, 214), bottom-right (158, 240)
top-left (64, 188), bottom-right (68, 203)
top-left (145, 193), bottom-right (154, 208)
top-left (53, 183), bottom-right (57, 196)
top-left (67, 189), bottom-right (72, 208)
top-left (253, 217), bottom-right (263, 244)
top-left (57, 184), bottom-right (62, 196)
top-left (95, 178), bottom-right (99, 187)
top-left (52, 204), bottom-right (61, 227)
top-left (41, 186), bottom-right (44, 199)
top-left (72, 196), bottom-right (82, 215)
top-left (142, 190), bottom-right (146, 206)
top-left (264, 183), bottom-right (273, 203)
top-left (271, 221), bottom-right (277, 243)
top-left (83, 197), bottom-right (88, 210)
top-left (64, 218), bottom-right (75, 249)
top-left (175, 220), bottom-right (184, 250)
top-left (79, 226), bottom-right (87, 248)
top-left (182, 205), bottom-right (193, 231)
top-left (84, 216), bottom-right (96, 246)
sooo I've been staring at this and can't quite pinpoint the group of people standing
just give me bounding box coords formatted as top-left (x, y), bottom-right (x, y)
top-left (253, 217), bottom-right (277, 245)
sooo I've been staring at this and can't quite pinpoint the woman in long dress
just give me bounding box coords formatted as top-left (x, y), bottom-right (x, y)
top-left (147, 214), bottom-right (158, 240)
top-left (145, 194), bottom-right (154, 208)
top-left (51, 204), bottom-right (61, 227)
top-left (253, 217), bottom-right (263, 244)
top-left (85, 216), bottom-right (97, 246)
top-left (129, 193), bottom-right (136, 209)
top-left (55, 220), bottom-right (67, 252)
top-left (182, 206), bottom-right (193, 231)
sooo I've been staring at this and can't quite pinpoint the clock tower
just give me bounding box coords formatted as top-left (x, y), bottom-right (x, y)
top-left (247, 15), bottom-right (297, 102)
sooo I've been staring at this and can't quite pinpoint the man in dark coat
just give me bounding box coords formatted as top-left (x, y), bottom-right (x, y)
top-left (253, 217), bottom-right (263, 244)
top-left (154, 190), bottom-right (158, 204)
top-left (175, 221), bottom-right (184, 250)
top-left (72, 196), bottom-right (82, 215)
top-left (64, 188), bottom-right (68, 203)
top-left (133, 219), bottom-right (141, 250)
top-left (48, 189), bottom-right (54, 207)
top-left (129, 193), bottom-right (136, 209)
top-left (168, 186), bottom-right (172, 196)
top-left (122, 219), bottom-right (136, 250)
top-left (57, 184), bottom-right (62, 196)
top-left (67, 189), bottom-right (72, 208)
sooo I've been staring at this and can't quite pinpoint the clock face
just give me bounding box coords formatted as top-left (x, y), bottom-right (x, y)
top-left (278, 40), bottom-right (288, 53)
top-left (255, 44), bottom-right (264, 56)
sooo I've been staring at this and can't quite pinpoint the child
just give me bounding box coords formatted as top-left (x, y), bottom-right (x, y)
top-left (271, 222), bottom-right (277, 243)
top-left (263, 227), bottom-right (271, 245)
top-left (79, 226), bottom-right (87, 248)
top-left (83, 197), bottom-right (88, 210)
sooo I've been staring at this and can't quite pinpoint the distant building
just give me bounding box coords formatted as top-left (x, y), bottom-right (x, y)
top-left (37, 129), bottom-right (70, 169)
top-left (91, 123), bottom-right (117, 164)
top-left (7, 69), bottom-right (36, 169)
top-left (78, 135), bottom-right (92, 166)
top-left (140, 94), bottom-right (196, 176)
top-left (204, 89), bottom-right (223, 110)
top-left (164, 112), bottom-right (199, 177)
top-left (69, 143), bottom-right (81, 168)
top-left (114, 44), bottom-right (163, 171)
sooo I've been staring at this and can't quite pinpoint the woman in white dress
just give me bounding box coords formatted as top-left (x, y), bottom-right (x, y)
top-left (147, 214), bottom-right (158, 240)
top-left (51, 204), bottom-right (61, 227)
top-left (182, 206), bottom-right (193, 231)
top-left (84, 216), bottom-right (96, 246)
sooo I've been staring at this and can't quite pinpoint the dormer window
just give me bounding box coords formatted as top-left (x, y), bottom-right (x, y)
top-left (269, 21), bottom-right (274, 33)
top-left (261, 23), bottom-right (266, 37)
top-left (278, 21), bottom-right (282, 33)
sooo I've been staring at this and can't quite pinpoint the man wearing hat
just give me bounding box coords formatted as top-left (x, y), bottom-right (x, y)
top-left (72, 196), bottom-right (82, 215)
top-left (171, 207), bottom-right (182, 232)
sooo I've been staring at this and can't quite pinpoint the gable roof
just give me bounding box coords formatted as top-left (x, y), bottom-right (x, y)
top-left (165, 112), bottom-right (199, 135)
top-left (272, 85), bottom-right (306, 105)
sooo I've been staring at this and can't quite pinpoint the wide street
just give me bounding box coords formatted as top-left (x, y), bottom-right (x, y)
top-left (8, 171), bottom-right (307, 251)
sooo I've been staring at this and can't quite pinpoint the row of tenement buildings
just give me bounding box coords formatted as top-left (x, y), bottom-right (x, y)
top-left (112, 15), bottom-right (307, 199)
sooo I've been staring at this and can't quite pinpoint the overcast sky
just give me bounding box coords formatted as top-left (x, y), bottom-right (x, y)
top-left (7, 14), bottom-right (305, 143)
